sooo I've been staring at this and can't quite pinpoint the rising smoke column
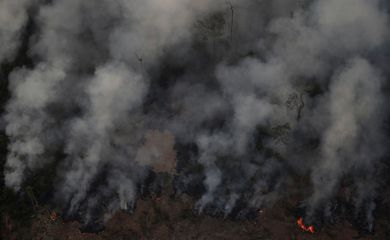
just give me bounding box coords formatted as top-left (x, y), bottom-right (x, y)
top-left (192, 0), bottom-right (390, 221)
top-left (308, 58), bottom-right (386, 228)
top-left (1, 0), bottom-right (390, 228)
top-left (0, 0), bottom-right (34, 63)
top-left (3, 0), bottom-right (222, 221)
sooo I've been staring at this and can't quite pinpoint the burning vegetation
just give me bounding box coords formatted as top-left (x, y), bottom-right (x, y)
top-left (1, 0), bottom-right (390, 239)
top-left (50, 211), bottom-right (58, 222)
top-left (297, 217), bottom-right (315, 234)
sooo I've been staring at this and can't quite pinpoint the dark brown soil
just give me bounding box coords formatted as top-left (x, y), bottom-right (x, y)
top-left (2, 192), bottom-right (388, 240)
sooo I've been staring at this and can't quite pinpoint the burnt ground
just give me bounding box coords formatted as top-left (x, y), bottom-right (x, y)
top-left (2, 130), bottom-right (390, 240)
top-left (2, 191), bottom-right (390, 240)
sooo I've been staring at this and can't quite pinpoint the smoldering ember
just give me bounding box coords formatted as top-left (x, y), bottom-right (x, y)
top-left (1, 0), bottom-right (390, 239)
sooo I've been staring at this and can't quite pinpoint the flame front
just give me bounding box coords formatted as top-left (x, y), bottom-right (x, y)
top-left (297, 217), bottom-right (315, 233)
top-left (50, 211), bottom-right (57, 221)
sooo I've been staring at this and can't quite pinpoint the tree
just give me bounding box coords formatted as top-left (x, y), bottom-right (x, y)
top-left (194, 12), bottom-right (226, 57)
top-left (286, 92), bottom-right (305, 121)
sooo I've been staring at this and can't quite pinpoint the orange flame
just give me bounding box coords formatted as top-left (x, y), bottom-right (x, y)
top-left (297, 217), bottom-right (315, 233)
top-left (50, 211), bottom-right (57, 221)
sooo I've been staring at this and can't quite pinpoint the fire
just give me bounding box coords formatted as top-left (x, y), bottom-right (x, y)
top-left (297, 217), bottom-right (315, 233)
top-left (50, 211), bottom-right (58, 221)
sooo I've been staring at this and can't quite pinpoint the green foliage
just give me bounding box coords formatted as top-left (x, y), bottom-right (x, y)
top-left (304, 82), bottom-right (323, 97)
top-left (255, 123), bottom-right (291, 148)
top-left (152, 207), bottom-right (170, 225)
top-left (0, 188), bottom-right (34, 224)
top-left (195, 12), bottom-right (226, 39)
top-left (286, 93), bottom-right (301, 111)
top-left (286, 92), bottom-right (305, 121)
top-left (270, 123), bottom-right (291, 145)
top-left (189, 162), bottom-right (205, 174)
top-left (180, 208), bottom-right (195, 221)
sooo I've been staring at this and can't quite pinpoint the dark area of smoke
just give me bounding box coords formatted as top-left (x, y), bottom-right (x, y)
top-left (1, 0), bottom-right (390, 234)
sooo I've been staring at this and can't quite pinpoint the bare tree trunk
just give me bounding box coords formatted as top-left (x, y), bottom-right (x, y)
top-left (297, 93), bottom-right (305, 121)
top-left (135, 52), bottom-right (144, 75)
top-left (213, 38), bottom-right (216, 59)
top-left (227, 1), bottom-right (234, 44)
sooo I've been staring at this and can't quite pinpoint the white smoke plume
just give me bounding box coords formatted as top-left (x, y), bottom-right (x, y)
top-left (1, 0), bottom-right (390, 230)
top-left (0, 0), bottom-right (34, 63)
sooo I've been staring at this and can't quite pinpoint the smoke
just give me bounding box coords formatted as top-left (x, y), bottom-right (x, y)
top-left (1, 0), bottom-right (390, 230)
top-left (0, 0), bottom-right (34, 63)
top-left (58, 62), bottom-right (147, 214)
top-left (4, 63), bottom-right (65, 190)
top-left (308, 58), bottom-right (386, 223)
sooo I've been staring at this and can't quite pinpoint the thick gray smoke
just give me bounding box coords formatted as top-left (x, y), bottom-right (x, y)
top-left (1, 0), bottom-right (390, 229)
top-left (0, 0), bottom-right (34, 62)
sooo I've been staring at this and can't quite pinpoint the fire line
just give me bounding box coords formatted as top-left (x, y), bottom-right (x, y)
top-left (50, 211), bottom-right (58, 221)
top-left (297, 217), bottom-right (315, 233)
